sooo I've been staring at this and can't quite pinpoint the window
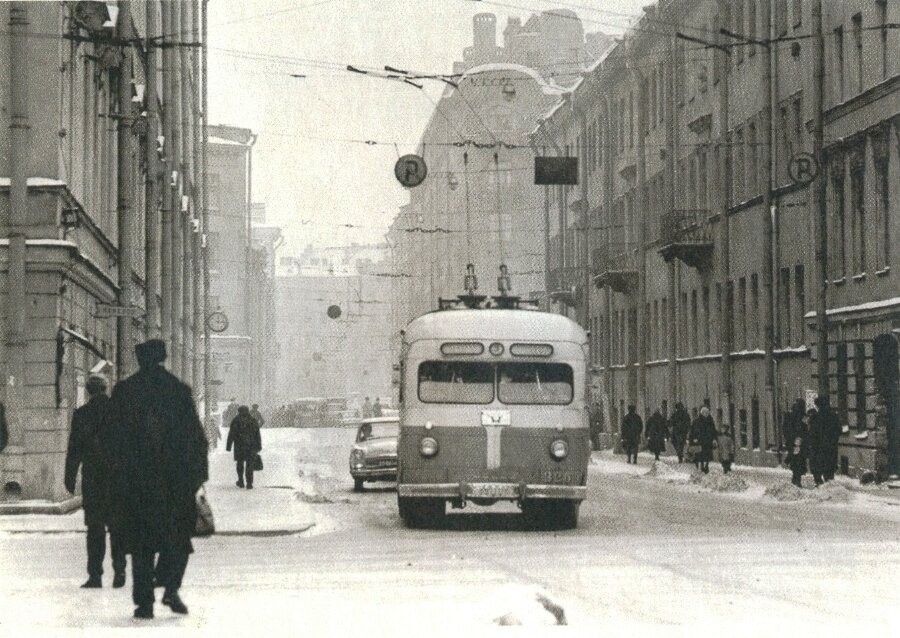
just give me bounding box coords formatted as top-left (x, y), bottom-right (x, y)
top-left (650, 74), bottom-right (657, 128)
top-left (735, 128), bottom-right (745, 201)
top-left (834, 26), bottom-right (844, 104)
top-left (875, 141), bottom-right (890, 268)
top-left (852, 13), bottom-right (863, 94)
top-left (831, 161), bottom-right (846, 277)
top-left (878, 0), bottom-right (889, 79)
top-left (691, 290), bottom-right (698, 355)
top-left (794, 265), bottom-right (805, 344)
top-left (661, 298), bottom-right (668, 355)
top-left (792, 0), bottom-right (802, 28)
top-left (853, 343), bottom-right (867, 431)
top-left (751, 395), bottom-right (761, 449)
top-left (498, 363), bottom-right (573, 405)
top-left (735, 0), bottom-right (745, 64)
top-left (850, 149), bottom-right (865, 274)
top-left (698, 150), bottom-right (708, 210)
top-left (748, 0), bottom-right (757, 54)
top-left (702, 286), bottom-right (711, 353)
top-left (418, 361), bottom-right (494, 404)
top-left (836, 343), bottom-right (849, 423)
top-left (739, 407), bottom-right (749, 448)
top-left (739, 277), bottom-right (747, 349)
top-left (775, 0), bottom-right (788, 37)
top-left (779, 267), bottom-right (792, 345)
top-left (652, 300), bottom-right (659, 358)
top-left (680, 292), bottom-right (689, 355)
top-left (750, 274), bottom-right (759, 348)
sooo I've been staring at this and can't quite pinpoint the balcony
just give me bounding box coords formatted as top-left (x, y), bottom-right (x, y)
top-left (548, 267), bottom-right (582, 307)
top-left (658, 209), bottom-right (713, 270)
top-left (592, 248), bottom-right (638, 295)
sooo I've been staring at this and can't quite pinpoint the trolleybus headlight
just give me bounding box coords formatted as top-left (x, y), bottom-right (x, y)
top-left (488, 342), bottom-right (505, 356)
top-left (420, 437), bottom-right (439, 458)
top-left (550, 439), bottom-right (568, 460)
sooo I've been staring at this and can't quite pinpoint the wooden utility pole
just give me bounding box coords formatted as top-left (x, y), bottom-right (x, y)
top-left (202, 0), bottom-right (212, 420)
top-left (717, 2), bottom-right (734, 440)
top-left (762, 0), bottom-right (776, 453)
top-left (144, 1), bottom-right (161, 338)
top-left (160, 0), bottom-right (174, 362)
top-left (192, 0), bottom-right (204, 396)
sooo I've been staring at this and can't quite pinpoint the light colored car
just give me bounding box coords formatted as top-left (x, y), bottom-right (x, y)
top-left (349, 417), bottom-right (399, 492)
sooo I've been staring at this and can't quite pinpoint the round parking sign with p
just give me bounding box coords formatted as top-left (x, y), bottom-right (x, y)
top-left (788, 152), bottom-right (818, 185)
top-left (394, 154), bottom-right (427, 188)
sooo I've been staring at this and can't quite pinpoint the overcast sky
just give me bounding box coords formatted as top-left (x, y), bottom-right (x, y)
top-left (207, 0), bottom-right (649, 255)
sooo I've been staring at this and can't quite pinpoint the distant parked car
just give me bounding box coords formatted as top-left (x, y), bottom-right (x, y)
top-left (349, 416), bottom-right (399, 492)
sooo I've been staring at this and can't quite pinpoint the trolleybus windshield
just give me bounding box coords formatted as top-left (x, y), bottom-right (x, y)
top-left (497, 362), bottom-right (573, 405)
top-left (418, 361), bottom-right (494, 404)
top-left (417, 361), bottom-right (573, 405)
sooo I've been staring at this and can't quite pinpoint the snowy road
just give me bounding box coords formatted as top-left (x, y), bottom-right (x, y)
top-left (1, 427), bottom-right (898, 633)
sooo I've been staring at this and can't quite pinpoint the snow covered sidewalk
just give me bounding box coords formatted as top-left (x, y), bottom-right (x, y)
top-left (590, 449), bottom-right (900, 522)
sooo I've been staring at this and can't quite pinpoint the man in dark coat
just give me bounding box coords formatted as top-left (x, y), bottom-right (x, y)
top-left (227, 405), bottom-right (262, 489)
top-left (222, 398), bottom-right (239, 429)
top-left (250, 403), bottom-right (265, 429)
top-left (105, 339), bottom-right (208, 619)
top-left (789, 409), bottom-right (812, 487)
top-left (809, 396), bottom-right (842, 485)
top-left (64, 374), bottom-right (126, 589)
top-left (669, 402), bottom-right (691, 463)
top-left (688, 406), bottom-right (717, 474)
top-left (645, 407), bottom-right (668, 461)
top-left (588, 401), bottom-right (603, 450)
top-left (621, 405), bottom-right (643, 464)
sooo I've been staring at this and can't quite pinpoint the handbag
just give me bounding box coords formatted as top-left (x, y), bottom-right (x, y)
top-left (193, 486), bottom-right (215, 538)
top-left (251, 453), bottom-right (263, 472)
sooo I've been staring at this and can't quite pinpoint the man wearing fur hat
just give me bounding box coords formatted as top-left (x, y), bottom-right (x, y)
top-left (65, 373), bottom-right (126, 589)
top-left (105, 339), bottom-right (208, 619)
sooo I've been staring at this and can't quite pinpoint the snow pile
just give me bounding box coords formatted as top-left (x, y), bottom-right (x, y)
top-left (764, 481), bottom-right (853, 503)
top-left (643, 460), bottom-right (688, 482)
top-left (689, 471), bottom-right (750, 492)
top-left (491, 590), bottom-right (567, 626)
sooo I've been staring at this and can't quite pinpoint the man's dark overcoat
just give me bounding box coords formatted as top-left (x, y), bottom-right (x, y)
top-left (64, 394), bottom-right (111, 526)
top-left (669, 406), bottom-right (691, 453)
top-left (688, 414), bottom-right (717, 462)
top-left (809, 406), bottom-right (841, 476)
top-left (645, 411), bottom-right (668, 455)
top-left (226, 412), bottom-right (262, 462)
top-left (105, 365), bottom-right (208, 555)
top-left (621, 413), bottom-right (643, 451)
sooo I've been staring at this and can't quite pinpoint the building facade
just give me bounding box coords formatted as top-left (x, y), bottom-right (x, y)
top-left (537, 0), bottom-right (899, 477)
top-left (0, 1), bottom-right (207, 502)
top-left (388, 11), bottom-right (611, 343)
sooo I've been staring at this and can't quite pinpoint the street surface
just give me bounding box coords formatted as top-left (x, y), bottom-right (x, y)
top-left (1, 427), bottom-right (898, 633)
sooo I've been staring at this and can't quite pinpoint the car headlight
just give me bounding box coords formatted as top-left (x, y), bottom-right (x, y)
top-left (419, 437), bottom-right (439, 458)
top-left (549, 439), bottom-right (568, 460)
top-left (351, 449), bottom-right (365, 467)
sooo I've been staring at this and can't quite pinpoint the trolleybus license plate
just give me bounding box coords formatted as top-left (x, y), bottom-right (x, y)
top-left (468, 483), bottom-right (518, 498)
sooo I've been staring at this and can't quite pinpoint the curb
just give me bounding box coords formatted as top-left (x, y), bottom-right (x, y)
top-left (0, 496), bottom-right (82, 515)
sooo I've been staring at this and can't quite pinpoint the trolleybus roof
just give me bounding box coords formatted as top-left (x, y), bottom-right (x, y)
top-left (404, 308), bottom-right (588, 345)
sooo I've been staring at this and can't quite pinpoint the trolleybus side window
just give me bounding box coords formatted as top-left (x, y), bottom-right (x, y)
top-left (497, 362), bottom-right (573, 405)
top-left (418, 361), bottom-right (494, 404)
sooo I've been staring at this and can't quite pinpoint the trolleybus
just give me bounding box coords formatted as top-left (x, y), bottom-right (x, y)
top-left (396, 295), bottom-right (590, 529)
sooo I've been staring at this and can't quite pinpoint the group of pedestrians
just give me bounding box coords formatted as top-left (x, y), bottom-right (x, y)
top-left (64, 339), bottom-right (208, 619)
top-left (361, 396), bottom-right (383, 419)
top-left (619, 401), bottom-right (734, 475)
top-left (222, 399), bottom-right (264, 490)
top-left (783, 396), bottom-right (842, 487)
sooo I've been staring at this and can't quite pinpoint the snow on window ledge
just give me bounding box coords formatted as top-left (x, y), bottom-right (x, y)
top-left (875, 267), bottom-right (891, 277)
top-left (831, 276), bottom-right (846, 285)
top-left (852, 272), bottom-right (866, 282)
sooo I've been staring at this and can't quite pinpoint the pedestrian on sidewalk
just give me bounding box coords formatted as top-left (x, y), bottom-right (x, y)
top-left (809, 396), bottom-right (841, 485)
top-left (688, 406), bottom-right (716, 474)
top-left (250, 403), bottom-right (265, 428)
top-left (373, 398), bottom-right (383, 417)
top-left (783, 399), bottom-right (806, 466)
top-left (227, 406), bottom-right (262, 489)
top-left (589, 400), bottom-right (603, 451)
top-left (669, 402), bottom-right (690, 463)
top-left (362, 397), bottom-right (373, 419)
top-left (222, 398), bottom-right (239, 430)
top-left (716, 425), bottom-right (735, 474)
top-left (105, 339), bottom-right (209, 619)
top-left (64, 374), bottom-right (126, 589)
top-left (789, 410), bottom-right (812, 487)
top-left (621, 405), bottom-right (643, 464)
top-left (645, 407), bottom-right (668, 461)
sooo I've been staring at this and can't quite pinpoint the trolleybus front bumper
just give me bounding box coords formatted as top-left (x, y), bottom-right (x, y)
top-left (397, 482), bottom-right (586, 501)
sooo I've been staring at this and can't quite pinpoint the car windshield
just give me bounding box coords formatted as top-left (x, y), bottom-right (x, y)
top-left (418, 361), bottom-right (494, 404)
top-left (357, 422), bottom-right (398, 441)
top-left (497, 363), bottom-right (573, 405)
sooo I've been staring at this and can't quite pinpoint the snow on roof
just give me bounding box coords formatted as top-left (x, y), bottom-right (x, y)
top-left (804, 296), bottom-right (900, 318)
top-left (208, 135), bottom-right (249, 147)
top-left (0, 177), bottom-right (67, 187)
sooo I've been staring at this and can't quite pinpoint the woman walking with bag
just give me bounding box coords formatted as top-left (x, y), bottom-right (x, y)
top-left (688, 406), bottom-right (717, 474)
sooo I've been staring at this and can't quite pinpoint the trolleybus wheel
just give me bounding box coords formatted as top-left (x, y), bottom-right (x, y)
top-left (398, 497), bottom-right (444, 528)
top-left (353, 478), bottom-right (365, 492)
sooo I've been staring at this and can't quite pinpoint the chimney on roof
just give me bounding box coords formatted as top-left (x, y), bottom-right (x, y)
top-left (473, 13), bottom-right (497, 52)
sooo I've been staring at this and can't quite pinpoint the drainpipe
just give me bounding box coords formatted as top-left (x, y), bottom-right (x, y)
top-left (180, 0), bottom-right (193, 383)
top-left (811, 0), bottom-right (828, 399)
top-left (192, 0), bottom-right (203, 398)
top-left (4, 1), bottom-right (30, 490)
top-left (201, 0), bottom-right (212, 420)
top-left (717, 0), bottom-right (734, 442)
top-left (666, 30), bottom-right (679, 414)
top-left (160, 0), bottom-right (173, 357)
top-left (627, 56), bottom-right (648, 417)
top-left (144, 1), bottom-right (160, 338)
top-left (602, 95), bottom-right (615, 432)
top-left (116, 1), bottom-right (135, 379)
top-left (571, 95), bottom-right (591, 332)
top-left (761, 0), bottom-right (775, 454)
